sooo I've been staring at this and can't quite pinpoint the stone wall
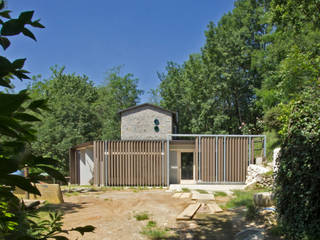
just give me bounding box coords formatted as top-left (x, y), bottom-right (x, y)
top-left (121, 105), bottom-right (173, 140)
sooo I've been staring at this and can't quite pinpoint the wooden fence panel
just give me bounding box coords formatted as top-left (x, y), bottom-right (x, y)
top-left (197, 136), bottom-right (250, 183)
top-left (94, 140), bottom-right (167, 186)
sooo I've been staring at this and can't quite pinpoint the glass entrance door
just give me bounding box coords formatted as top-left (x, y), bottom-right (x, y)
top-left (181, 152), bottom-right (193, 180)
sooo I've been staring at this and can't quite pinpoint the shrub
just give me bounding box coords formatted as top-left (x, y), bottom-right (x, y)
top-left (275, 87), bottom-right (320, 240)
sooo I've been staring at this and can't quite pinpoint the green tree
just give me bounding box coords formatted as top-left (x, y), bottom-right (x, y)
top-left (29, 66), bottom-right (101, 174)
top-left (94, 66), bottom-right (143, 140)
top-left (158, 0), bottom-right (269, 134)
top-left (0, 3), bottom-right (94, 239)
top-left (275, 87), bottom-right (320, 240)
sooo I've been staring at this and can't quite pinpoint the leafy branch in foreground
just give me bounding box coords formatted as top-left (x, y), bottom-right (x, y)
top-left (0, 1), bottom-right (94, 239)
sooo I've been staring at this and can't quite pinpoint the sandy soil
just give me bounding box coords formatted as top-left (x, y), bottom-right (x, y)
top-left (55, 190), bottom-right (281, 240)
top-left (60, 190), bottom-right (189, 240)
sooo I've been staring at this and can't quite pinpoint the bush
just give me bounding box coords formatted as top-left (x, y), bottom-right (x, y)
top-left (275, 87), bottom-right (320, 240)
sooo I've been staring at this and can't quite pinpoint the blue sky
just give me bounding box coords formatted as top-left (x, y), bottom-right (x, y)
top-left (6, 0), bottom-right (235, 102)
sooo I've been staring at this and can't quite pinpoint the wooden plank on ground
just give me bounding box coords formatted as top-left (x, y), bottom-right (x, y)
top-left (207, 202), bottom-right (223, 213)
top-left (176, 203), bottom-right (201, 220)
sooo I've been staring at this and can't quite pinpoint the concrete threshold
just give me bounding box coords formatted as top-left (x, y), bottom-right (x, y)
top-left (169, 184), bottom-right (246, 192)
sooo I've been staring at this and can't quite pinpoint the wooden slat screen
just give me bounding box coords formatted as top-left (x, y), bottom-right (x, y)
top-left (199, 137), bottom-right (250, 183)
top-left (94, 140), bottom-right (167, 186)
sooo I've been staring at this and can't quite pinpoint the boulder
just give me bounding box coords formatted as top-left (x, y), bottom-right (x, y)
top-left (235, 228), bottom-right (264, 240)
top-left (30, 184), bottom-right (64, 204)
top-left (253, 192), bottom-right (274, 207)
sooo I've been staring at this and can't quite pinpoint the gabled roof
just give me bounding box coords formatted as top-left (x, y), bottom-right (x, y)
top-left (118, 103), bottom-right (177, 123)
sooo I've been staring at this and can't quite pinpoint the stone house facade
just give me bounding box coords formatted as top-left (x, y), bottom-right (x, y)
top-left (119, 103), bottom-right (177, 140)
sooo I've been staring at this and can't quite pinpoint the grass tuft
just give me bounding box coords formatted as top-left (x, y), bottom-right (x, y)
top-left (196, 189), bottom-right (208, 194)
top-left (141, 220), bottom-right (172, 239)
top-left (134, 212), bottom-right (150, 221)
top-left (214, 191), bottom-right (228, 197)
top-left (147, 220), bottom-right (157, 228)
top-left (224, 189), bottom-right (268, 209)
top-left (181, 188), bottom-right (190, 193)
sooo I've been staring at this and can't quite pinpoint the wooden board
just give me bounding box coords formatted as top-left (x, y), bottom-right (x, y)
top-left (176, 203), bottom-right (201, 220)
top-left (207, 202), bottom-right (223, 213)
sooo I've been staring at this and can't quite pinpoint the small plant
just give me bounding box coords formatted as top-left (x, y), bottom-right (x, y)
top-left (224, 189), bottom-right (267, 209)
top-left (134, 212), bottom-right (149, 221)
top-left (214, 191), bottom-right (227, 197)
top-left (64, 192), bottom-right (80, 197)
top-left (181, 188), bottom-right (190, 193)
top-left (141, 227), bottom-right (170, 240)
top-left (140, 220), bottom-right (172, 239)
top-left (246, 204), bottom-right (258, 221)
top-left (147, 220), bottom-right (157, 228)
top-left (196, 189), bottom-right (208, 194)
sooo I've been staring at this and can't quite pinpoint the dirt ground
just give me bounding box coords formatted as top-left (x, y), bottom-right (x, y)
top-left (60, 190), bottom-right (188, 240)
top-left (54, 189), bottom-right (280, 240)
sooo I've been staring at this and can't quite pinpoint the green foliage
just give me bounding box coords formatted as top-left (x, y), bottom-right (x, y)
top-left (181, 188), bottom-right (190, 193)
top-left (195, 189), bottom-right (208, 194)
top-left (158, 0), bottom-right (269, 134)
top-left (224, 189), bottom-right (266, 209)
top-left (140, 220), bottom-right (172, 240)
top-left (213, 191), bottom-right (227, 197)
top-left (0, 3), bottom-right (94, 239)
top-left (265, 130), bottom-right (280, 162)
top-left (134, 212), bottom-right (150, 221)
top-left (271, 0), bottom-right (320, 30)
top-left (94, 66), bottom-right (143, 140)
top-left (246, 204), bottom-right (259, 221)
top-left (275, 87), bottom-right (320, 240)
top-left (29, 66), bottom-right (101, 174)
top-left (146, 220), bottom-right (157, 228)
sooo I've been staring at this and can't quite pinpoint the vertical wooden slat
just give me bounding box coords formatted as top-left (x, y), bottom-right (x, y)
top-left (165, 140), bottom-right (168, 185)
top-left (158, 141), bottom-right (161, 186)
top-left (137, 141), bottom-right (141, 186)
top-left (195, 137), bottom-right (198, 181)
top-left (128, 141), bottom-right (131, 186)
top-left (220, 137), bottom-right (224, 182)
top-left (124, 141), bottom-right (127, 186)
top-left (133, 141), bottom-right (136, 186)
top-left (153, 141), bottom-right (156, 185)
top-left (145, 141), bottom-right (147, 186)
top-left (210, 137), bottom-right (214, 182)
top-left (235, 138), bottom-right (239, 182)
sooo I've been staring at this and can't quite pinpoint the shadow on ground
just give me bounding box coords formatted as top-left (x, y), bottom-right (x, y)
top-left (171, 213), bottom-right (237, 240)
top-left (36, 202), bottom-right (86, 215)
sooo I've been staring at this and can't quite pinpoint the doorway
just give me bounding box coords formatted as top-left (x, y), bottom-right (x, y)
top-left (181, 152), bottom-right (194, 180)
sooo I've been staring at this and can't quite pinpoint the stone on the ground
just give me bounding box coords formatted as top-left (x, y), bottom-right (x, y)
top-left (30, 184), bottom-right (64, 204)
top-left (253, 192), bottom-right (274, 207)
top-left (24, 200), bottom-right (41, 210)
top-left (273, 147), bottom-right (281, 172)
top-left (172, 193), bottom-right (182, 198)
top-left (180, 193), bottom-right (191, 198)
top-left (246, 164), bottom-right (273, 189)
top-left (235, 228), bottom-right (264, 240)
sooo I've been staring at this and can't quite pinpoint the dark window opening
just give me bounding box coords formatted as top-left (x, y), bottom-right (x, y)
top-left (181, 152), bottom-right (193, 180)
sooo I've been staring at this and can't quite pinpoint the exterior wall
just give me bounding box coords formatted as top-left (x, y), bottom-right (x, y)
top-left (79, 148), bottom-right (94, 185)
top-left (121, 106), bottom-right (173, 140)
